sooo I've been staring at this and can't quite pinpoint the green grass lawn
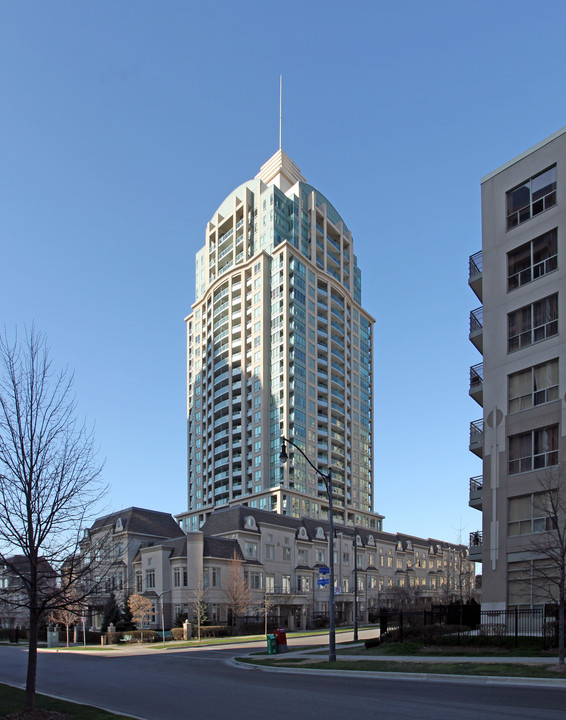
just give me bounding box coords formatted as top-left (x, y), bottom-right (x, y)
top-left (146, 627), bottom-right (351, 650)
top-left (237, 656), bottom-right (566, 679)
top-left (0, 683), bottom-right (129, 718)
top-left (338, 640), bottom-right (558, 658)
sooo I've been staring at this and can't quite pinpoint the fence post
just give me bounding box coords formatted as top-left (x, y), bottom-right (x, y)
top-left (514, 607), bottom-right (519, 647)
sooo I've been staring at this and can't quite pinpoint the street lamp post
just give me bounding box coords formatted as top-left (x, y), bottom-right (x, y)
top-left (156, 589), bottom-right (171, 650)
top-left (280, 436), bottom-right (336, 662)
top-left (353, 526), bottom-right (358, 643)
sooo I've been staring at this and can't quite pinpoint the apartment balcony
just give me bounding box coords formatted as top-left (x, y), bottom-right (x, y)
top-left (469, 475), bottom-right (483, 511)
top-left (469, 362), bottom-right (483, 406)
top-left (469, 419), bottom-right (484, 458)
top-left (468, 531), bottom-right (483, 563)
top-left (468, 250), bottom-right (483, 302)
top-left (469, 307), bottom-right (483, 353)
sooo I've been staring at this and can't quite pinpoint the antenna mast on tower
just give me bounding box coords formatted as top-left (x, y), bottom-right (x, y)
top-left (279, 75), bottom-right (282, 150)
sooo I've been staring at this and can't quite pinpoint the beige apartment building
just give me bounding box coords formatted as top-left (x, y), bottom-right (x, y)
top-left (469, 127), bottom-right (566, 610)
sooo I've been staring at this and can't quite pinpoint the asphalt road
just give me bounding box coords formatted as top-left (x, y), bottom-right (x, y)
top-left (1, 643), bottom-right (565, 720)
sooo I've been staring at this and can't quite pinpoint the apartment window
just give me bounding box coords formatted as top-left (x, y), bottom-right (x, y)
top-left (315, 548), bottom-right (325, 564)
top-left (507, 294), bottom-right (558, 353)
top-left (245, 571), bottom-right (262, 589)
top-left (508, 492), bottom-right (556, 536)
top-left (508, 359), bottom-right (559, 413)
top-left (508, 425), bottom-right (559, 475)
top-left (507, 229), bottom-right (558, 290)
top-left (211, 567), bottom-right (221, 587)
top-left (145, 569), bottom-right (155, 589)
top-left (282, 575), bottom-right (291, 593)
top-left (298, 548), bottom-right (308, 564)
top-left (343, 552), bottom-right (350, 564)
top-left (282, 547), bottom-right (291, 562)
top-left (135, 571), bottom-right (142, 592)
top-left (265, 544), bottom-right (275, 561)
top-left (174, 567), bottom-right (181, 587)
top-left (244, 542), bottom-right (258, 559)
top-left (506, 165), bottom-right (557, 230)
top-left (298, 575), bottom-right (311, 592)
top-left (342, 578), bottom-right (350, 592)
top-left (265, 574), bottom-right (275, 593)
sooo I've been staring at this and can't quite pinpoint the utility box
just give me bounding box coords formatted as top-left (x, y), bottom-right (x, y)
top-left (267, 634), bottom-right (278, 654)
top-left (274, 628), bottom-right (288, 652)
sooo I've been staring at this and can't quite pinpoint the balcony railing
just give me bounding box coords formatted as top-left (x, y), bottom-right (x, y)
top-left (469, 362), bottom-right (484, 406)
top-left (469, 419), bottom-right (484, 458)
top-left (469, 476), bottom-right (483, 493)
top-left (469, 307), bottom-right (483, 334)
top-left (469, 530), bottom-right (483, 548)
top-left (469, 362), bottom-right (483, 390)
top-left (469, 250), bottom-right (482, 279)
top-left (469, 475), bottom-right (483, 511)
top-left (469, 307), bottom-right (484, 353)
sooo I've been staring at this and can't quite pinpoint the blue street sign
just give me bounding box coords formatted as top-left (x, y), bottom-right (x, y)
top-left (319, 566), bottom-right (330, 575)
top-left (317, 578), bottom-right (330, 587)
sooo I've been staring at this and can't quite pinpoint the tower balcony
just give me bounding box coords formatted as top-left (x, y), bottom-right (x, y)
top-left (468, 251), bottom-right (483, 301)
top-left (469, 475), bottom-right (483, 511)
top-left (469, 362), bottom-right (483, 406)
top-left (469, 419), bottom-right (484, 458)
top-left (469, 307), bottom-right (483, 353)
top-left (468, 531), bottom-right (483, 563)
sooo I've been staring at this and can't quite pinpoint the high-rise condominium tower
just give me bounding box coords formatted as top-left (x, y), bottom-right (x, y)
top-left (177, 150), bottom-right (380, 534)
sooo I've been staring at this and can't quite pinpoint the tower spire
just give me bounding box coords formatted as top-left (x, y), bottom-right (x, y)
top-left (279, 75), bottom-right (282, 150)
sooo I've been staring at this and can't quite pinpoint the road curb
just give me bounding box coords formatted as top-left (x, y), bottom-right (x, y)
top-left (229, 657), bottom-right (566, 689)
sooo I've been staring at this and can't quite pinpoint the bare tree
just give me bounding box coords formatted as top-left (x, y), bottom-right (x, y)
top-left (259, 590), bottom-right (274, 636)
top-left (128, 593), bottom-right (152, 643)
top-left (190, 572), bottom-right (208, 642)
top-left (224, 551), bottom-right (253, 628)
top-left (0, 327), bottom-right (105, 710)
top-left (522, 462), bottom-right (566, 665)
top-left (48, 589), bottom-right (81, 648)
top-left (388, 584), bottom-right (423, 611)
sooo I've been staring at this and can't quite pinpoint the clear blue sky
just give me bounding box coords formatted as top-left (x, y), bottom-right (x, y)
top-left (1, 0), bottom-right (565, 544)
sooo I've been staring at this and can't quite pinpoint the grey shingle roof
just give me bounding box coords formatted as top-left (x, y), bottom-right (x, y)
top-left (90, 507), bottom-right (181, 539)
top-left (203, 536), bottom-right (243, 561)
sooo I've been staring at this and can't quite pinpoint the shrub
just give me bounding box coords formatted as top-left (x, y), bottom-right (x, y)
top-left (364, 636), bottom-right (381, 649)
top-left (199, 625), bottom-right (231, 638)
top-left (171, 627), bottom-right (185, 641)
top-left (105, 630), bottom-right (158, 644)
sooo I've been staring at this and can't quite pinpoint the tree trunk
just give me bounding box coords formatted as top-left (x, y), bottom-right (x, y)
top-left (25, 610), bottom-right (38, 711)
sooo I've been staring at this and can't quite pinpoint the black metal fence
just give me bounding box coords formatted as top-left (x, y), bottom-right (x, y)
top-left (378, 605), bottom-right (558, 648)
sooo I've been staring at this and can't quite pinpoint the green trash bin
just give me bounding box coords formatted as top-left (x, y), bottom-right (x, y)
top-left (267, 634), bottom-right (278, 654)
